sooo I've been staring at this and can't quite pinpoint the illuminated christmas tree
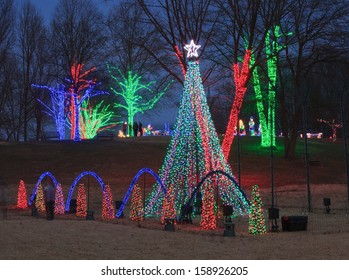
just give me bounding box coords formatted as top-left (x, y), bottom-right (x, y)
top-left (161, 185), bottom-right (176, 223)
top-left (35, 184), bottom-right (45, 212)
top-left (54, 183), bottom-right (65, 215)
top-left (76, 183), bottom-right (87, 218)
top-left (17, 180), bottom-right (28, 209)
top-left (200, 184), bottom-right (217, 230)
top-left (130, 184), bottom-right (144, 221)
top-left (248, 185), bottom-right (267, 235)
top-left (102, 184), bottom-right (115, 221)
top-left (145, 41), bottom-right (250, 220)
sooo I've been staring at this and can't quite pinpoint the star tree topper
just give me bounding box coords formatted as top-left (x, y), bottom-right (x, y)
top-left (184, 40), bottom-right (201, 58)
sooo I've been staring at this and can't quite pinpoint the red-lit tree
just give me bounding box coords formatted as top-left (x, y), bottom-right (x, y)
top-left (54, 183), bottom-right (65, 215)
top-left (222, 50), bottom-right (251, 159)
top-left (35, 184), bottom-right (45, 212)
top-left (130, 184), bottom-right (144, 221)
top-left (102, 184), bottom-right (115, 221)
top-left (76, 183), bottom-right (87, 218)
top-left (17, 180), bottom-right (28, 209)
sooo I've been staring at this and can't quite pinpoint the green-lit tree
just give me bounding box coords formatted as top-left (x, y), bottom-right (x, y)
top-left (251, 26), bottom-right (290, 148)
top-left (248, 185), bottom-right (266, 235)
top-left (107, 64), bottom-right (171, 136)
top-left (79, 98), bottom-right (117, 139)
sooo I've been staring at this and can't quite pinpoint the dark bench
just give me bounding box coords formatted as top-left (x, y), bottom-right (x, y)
top-left (303, 154), bottom-right (322, 167)
top-left (96, 131), bottom-right (114, 141)
top-left (42, 131), bottom-right (60, 141)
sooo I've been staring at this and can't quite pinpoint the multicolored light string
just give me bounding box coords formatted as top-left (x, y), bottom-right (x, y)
top-left (145, 42), bottom-right (250, 222)
top-left (54, 183), bottom-right (65, 215)
top-left (76, 183), bottom-right (87, 218)
top-left (248, 185), bottom-right (267, 235)
top-left (35, 184), bottom-right (45, 213)
top-left (130, 184), bottom-right (144, 221)
top-left (102, 184), bottom-right (115, 221)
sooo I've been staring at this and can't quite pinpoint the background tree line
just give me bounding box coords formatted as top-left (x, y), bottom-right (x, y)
top-left (0, 0), bottom-right (348, 159)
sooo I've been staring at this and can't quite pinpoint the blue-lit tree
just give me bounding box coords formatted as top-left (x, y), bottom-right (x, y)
top-left (32, 84), bottom-right (67, 140)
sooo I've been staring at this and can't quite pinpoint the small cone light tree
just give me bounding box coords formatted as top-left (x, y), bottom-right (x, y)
top-left (35, 184), bottom-right (45, 212)
top-left (102, 184), bottom-right (115, 221)
top-left (130, 184), bottom-right (144, 221)
top-left (200, 184), bottom-right (217, 230)
top-left (248, 185), bottom-right (267, 235)
top-left (161, 185), bottom-right (176, 224)
top-left (76, 183), bottom-right (87, 218)
top-left (17, 180), bottom-right (28, 209)
top-left (54, 183), bottom-right (65, 215)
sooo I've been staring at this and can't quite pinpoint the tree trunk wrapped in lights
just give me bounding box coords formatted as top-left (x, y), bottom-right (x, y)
top-left (54, 183), bottom-right (65, 215)
top-left (102, 184), bottom-right (115, 221)
top-left (145, 41), bottom-right (250, 221)
top-left (17, 180), bottom-right (28, 209)
top-left (130, 184), bottom-right (144, 221)
top-left (76, 183), bottom-right (87, 218)
top-left (35, 184), bottom-right (45, 212)
top-left (222, 50), bottom-right (252, 160)
top-left (248, 185), bottom-right (267, 235)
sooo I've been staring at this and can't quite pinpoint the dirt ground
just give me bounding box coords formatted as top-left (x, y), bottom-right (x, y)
top-left (0, 139), bottom-right (348, 260)
top-left (1, 184), bottom-right (348, 260)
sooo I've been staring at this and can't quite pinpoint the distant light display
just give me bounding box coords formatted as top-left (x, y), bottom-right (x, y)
top-left (107, 65), bottom-right (171, 137)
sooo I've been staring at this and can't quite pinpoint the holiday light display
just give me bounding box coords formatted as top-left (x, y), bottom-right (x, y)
top-left (102, 184), bottom-right (115, 221)
top-left (184, 40), bottom-right (201, 58)
top-left (65, 171), bottom-right (106, 212)
top-left (318, 119), bottom-right (342, 141)
top-left (174, 45), bottom-right (186, 76)
top-left (222, 50), bottom-right (252, 159)
top-left (54, 183), bottom-right (65, 215)
top-left (145, 42), bottom-right (250, 221)
top-left (35, 184), bottom-right (45, 213)
top-left (107, 65), bottom-right (171, 137)
top-left (248, 185), bottom-right (267, 235)
top-left (161, 184), bottom-right (176, 223)
top-left (33, 84), bottom-right (67, 140)
top-left (239, 119), bottom-right (246, 136)
top-left (115, 168), bottom-right (166, 218)
top-left (17, 180), bottom-right (28, 209)
top-left (28, 172), bottom-right (58, 206)
top-left (251, 26), bottom-right (290, 148)
top-left (76, 183), bottom-right (87, 218)
top-left (130, 184), bottom-right (144, 221)
top-left (79, 98), bottom-right (115, 139)
top-left (249, 116), bottom-right (255, 136)
top-left (200, 184), bottom-right (216, 230)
